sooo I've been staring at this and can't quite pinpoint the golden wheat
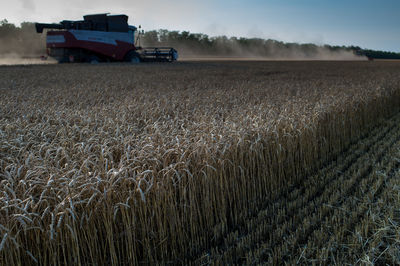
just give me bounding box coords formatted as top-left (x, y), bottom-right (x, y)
top-left (0, 61), bottom-right (400, 264)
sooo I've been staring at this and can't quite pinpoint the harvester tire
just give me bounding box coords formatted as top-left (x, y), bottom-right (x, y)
top-left (57, 56), bottom-right (69, 64)
top-left (89, 55), bottom-right (100, 64)
top-left (125, 51), bottom-right (141, 64)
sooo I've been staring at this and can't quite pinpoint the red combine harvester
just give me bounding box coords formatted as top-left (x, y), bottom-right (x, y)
top-left (35, 13), bottom-right (178, 63)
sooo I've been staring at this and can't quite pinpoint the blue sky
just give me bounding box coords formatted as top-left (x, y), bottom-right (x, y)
top-left (2, 0), bottom-right (399, 52)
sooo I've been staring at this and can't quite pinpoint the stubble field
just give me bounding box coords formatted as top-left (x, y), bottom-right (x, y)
top-left (1, 61), bottom-right (400, 265)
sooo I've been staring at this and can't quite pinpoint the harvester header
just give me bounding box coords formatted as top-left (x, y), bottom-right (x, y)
top-left (35, 14), bottom-right (178, 63)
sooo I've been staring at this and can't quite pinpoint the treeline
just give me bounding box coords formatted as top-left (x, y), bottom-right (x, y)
top-left (359, 49), bottom-right (400, 60)
top-left (141, 29), bottom-right (400, 59)
top-left (1, 19), bottom-right (399, 59)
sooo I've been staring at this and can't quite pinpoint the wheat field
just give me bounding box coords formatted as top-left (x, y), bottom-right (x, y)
top-left (1, 61), bottom-right (400, 265)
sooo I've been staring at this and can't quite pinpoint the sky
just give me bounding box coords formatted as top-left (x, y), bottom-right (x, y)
top-left (1, 0), bottom-right (399, 52)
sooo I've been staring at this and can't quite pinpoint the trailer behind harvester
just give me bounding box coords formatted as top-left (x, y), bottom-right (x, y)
top-left (35, 13), bottom-right (178, 63)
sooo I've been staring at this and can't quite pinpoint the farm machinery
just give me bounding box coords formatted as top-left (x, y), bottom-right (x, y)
top-left (35, 13), bottom-right (178, 63)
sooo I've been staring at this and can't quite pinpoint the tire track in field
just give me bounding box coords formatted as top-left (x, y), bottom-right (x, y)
top-left (191, 112), bottom-right (400, 265)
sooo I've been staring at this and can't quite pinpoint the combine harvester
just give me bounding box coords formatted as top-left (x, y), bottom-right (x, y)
top-left (35, 13), bottom-right (178, 63)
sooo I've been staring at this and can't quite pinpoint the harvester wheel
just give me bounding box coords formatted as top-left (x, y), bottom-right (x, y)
top-left (57, 56), bottom-right (69, 64)
top-left (125, 51), bottom-right (141, 64)
top-left (89, 55), bottom-right (100, 64)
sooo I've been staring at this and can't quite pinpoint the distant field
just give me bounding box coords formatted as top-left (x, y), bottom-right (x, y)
top-left (0, 56), bottom-right (372, 65)
top-left (180, 56), bottom-right (369, 61)
top-left (1, 61), bottom-right (400, 265)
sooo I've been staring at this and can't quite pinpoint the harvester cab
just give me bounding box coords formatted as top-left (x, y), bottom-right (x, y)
top-left (35, 13), bottom-right (178, 63)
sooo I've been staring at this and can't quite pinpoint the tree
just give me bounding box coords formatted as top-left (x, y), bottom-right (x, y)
top-left (142, 30), bottom-right (159, 46)
top-left (0, 19), bottom-right (18, 39)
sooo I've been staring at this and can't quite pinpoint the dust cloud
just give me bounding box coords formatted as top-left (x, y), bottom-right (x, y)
top-left (0, 53), bottom-right (56, 65)
top-left (174, 41), bottom-right (367, 61)
top-left (0, 38), bottom-right (49, 65)
top-left (0, 22), bottom-right (49, 65)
